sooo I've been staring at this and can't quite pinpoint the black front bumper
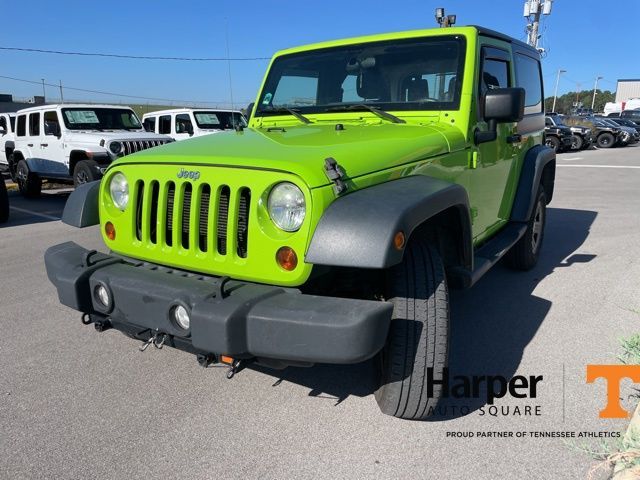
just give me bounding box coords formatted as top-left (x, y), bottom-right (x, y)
top-left (45, 242), bottom-right (393, 365)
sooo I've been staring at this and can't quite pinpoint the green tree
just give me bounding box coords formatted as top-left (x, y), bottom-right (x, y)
top-left (544, 90), bottom-right (616, 114)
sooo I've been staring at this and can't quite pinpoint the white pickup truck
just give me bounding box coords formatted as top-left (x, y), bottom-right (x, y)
top-left (142, 108), bottom-right (246, 141)
top-left (11, 104), bottom-right (173, 197)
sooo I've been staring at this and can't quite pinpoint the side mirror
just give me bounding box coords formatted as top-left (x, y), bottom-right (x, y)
top-left (245, 102), bottom-right (255, 122)
top-left (187, 123), bottom-right (194, 136)
top-left (0, 126), bottom-right (5, 135)
top-left (475, 88), bottom-right (525, 145)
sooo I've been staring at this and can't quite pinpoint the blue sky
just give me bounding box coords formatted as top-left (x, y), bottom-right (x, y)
top-left (1, 0), bottom-right (636, 107)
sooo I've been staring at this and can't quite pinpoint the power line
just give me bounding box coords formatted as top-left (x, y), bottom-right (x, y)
top-left (0, 46), bottom-right (270, 61)
top-left (0, 74), bottom-right (252, 105)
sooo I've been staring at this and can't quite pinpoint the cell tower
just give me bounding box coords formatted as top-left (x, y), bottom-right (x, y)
top-left (523, 0), bottom-right (553, 54)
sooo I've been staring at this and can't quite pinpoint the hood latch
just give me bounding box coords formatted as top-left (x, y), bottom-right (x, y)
top-left (324, 157), bottom-right (347, 196)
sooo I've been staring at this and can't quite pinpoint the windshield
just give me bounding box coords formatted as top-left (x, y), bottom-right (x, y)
top-left (61, 108), bottom-right (142, 131)
top-left (255, 36), bottom-right (465, 117)
top-left (193, 111), bottom-right (247, 129)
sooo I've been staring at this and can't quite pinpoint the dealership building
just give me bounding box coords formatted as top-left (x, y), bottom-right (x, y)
top-left (615, 79), bottom-right (640, 103)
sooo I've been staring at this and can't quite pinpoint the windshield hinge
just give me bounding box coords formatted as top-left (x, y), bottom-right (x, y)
top-left (324, 157), bottom-right (347, 196)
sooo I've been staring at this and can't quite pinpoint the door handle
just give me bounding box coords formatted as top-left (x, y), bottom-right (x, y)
top-left (507, 134), bottom-right (522, 144)
top-left (40, 143), bottom-right (48, 147)
top-left (27, 143), bottom-right (34, 147)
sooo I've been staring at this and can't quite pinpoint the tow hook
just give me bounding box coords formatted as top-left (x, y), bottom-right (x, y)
top-left (139, 331), bottom-right (167, 352)
top-left (224, 358), bottom-right (253, 379)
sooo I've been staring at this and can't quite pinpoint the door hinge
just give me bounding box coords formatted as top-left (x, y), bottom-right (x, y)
top-left (470, 151), bottom-right (478, 169)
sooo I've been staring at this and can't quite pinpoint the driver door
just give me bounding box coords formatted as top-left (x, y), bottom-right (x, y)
top-left (470, 45), bottom-right (518, 241)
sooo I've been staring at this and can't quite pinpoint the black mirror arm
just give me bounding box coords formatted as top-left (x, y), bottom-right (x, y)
top-left (474, 119), bottom-right (497, 145)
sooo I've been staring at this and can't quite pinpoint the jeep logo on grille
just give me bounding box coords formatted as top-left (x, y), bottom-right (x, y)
top-left (177, 168), bottom-right (201, 180)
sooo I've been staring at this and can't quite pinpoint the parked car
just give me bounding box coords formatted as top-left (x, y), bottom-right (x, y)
top-left (544, 116), bottom-right (573, 152)
top-left (10, 104), bottom-right (173, 197)
top-left (567, 117), bottom-right (624, 148)
top-left (546, 114), bottom-right (592, 150)
top-left (142, 108), bottom-right (247, 141)
top-left (0, 176), bottom-right (8, 223)
top-left (619, 109), bottom-right (640, 127)
top-left (45, 25), bottom-right (555, 420)
top-left (0, 112), bottom-right (16, 170)
top-left (606, 117), bottom-right (640, 134)
top-left (594, 117), bottom-right (638, 145)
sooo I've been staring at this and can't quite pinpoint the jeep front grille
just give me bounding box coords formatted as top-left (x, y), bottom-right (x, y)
top-left (122, 139), bottom-right (170, 156)
top-left (134, 180), bottom-right (251, 258)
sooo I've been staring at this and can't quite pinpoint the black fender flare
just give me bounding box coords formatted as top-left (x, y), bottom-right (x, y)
top-left (305, 176), bottom-right (472, 270)
top-left (61, 180), bottom-right (101, 228)
top-left (510, 144), bottom-right (555, 223)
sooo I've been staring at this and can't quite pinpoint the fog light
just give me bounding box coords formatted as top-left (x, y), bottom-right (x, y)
top-left (172, 305), bottom-right (190, 330)
top-left (105, 221), bottom-right (116, 241)
top-left (276, 246), bottom-right (298, 271)
top-left (94, 284), bottom-right (111, 309)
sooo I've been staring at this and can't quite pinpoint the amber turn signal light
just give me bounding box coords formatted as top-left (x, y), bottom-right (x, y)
top-left (393, 231), bottom-right (405, 250)
top-left (220, 355), bottom-right (234, 365)
top-left (105, 222), bottom-right (116, 241)
top-left (276, 246), bottom-right (298, 271)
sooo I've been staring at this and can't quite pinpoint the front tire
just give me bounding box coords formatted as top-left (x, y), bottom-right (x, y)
top-left (506, 186), bottom-right (546, 270)
top-left (597, 132), bottom-right (615, 148)
top-left (545, 136), bottom-right (561, 153)
top-left (16, 159), bottom-right (41, 198)
top-left (375, 240), bottom-right (450, 420)
top-left (73, 159), bottom-right (101, 187)
top-left (571, 134), bottom-right (583, 151)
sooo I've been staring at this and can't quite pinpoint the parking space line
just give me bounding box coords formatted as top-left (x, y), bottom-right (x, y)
top-left (9, 206), bottom-right (61, 221)
top-left (557, 165), bottom-right (640, 169)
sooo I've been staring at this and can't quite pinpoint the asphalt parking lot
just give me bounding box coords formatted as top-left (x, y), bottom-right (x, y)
top-left (1, 145), bottom-right (639, 480)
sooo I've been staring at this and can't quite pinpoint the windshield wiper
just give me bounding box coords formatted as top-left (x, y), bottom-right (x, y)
top-left (260, 106), bottom-right (313, 124)
top-left (326, 104), bottom-right (405, 124)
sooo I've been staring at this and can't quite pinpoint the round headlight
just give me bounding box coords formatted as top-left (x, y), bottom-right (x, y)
top-left (109, 141), bottom-right (122, 155)
top-left (268, 182), bottom-right (306, 232)
top-left (109, 172), bottom-right (129, 210)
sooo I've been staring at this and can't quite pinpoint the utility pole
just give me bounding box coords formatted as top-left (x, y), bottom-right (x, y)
top-left (225, 19), bottom-right (236, 126)
top-left (59, 80), bottom-right (64, 103)
top-left (524, 0), bottom-right (553, 53)
top-left (551, 69), bottom-right (566, 113)
top-left (41, 78), bottom-right (46, 100)
top-left (591, 76), bottom-right (603, 111)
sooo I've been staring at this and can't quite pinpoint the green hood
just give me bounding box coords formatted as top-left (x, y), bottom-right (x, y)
top-left (119, 123), bottom-right (467, 188)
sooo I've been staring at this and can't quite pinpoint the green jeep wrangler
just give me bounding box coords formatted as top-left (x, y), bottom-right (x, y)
top-left (45, 25), bottom-right (555, 420)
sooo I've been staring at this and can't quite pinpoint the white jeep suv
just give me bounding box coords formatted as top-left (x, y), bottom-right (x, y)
top-left (11, 104), bottom-right (173, 197)
top-left (0, 112), bottom-right (16, 169)
top-left (142, 108), bottom-right (246, 141)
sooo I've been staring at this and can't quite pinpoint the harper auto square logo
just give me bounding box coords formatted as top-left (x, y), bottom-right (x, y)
top-left (177, 168), bottom-right (201, 180)
top-left (587, 365), bottom-right (640, 418)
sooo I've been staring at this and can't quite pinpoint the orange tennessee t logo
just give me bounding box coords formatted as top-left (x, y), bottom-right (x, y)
top-left (586, 365), bottom-right (640, 418)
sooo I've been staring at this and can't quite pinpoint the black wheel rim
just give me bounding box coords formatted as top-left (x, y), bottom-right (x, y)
top-left (76, 170), bottom-right (89, 184)
top-left (531, 199), bottom-right (544, 254)
top-left (16, 163), bottom-right (28, 190)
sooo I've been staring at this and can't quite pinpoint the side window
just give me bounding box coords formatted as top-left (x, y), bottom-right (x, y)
top-left (515, 53), bottom-right (543, 114)
top-left (10, 116), bottom-right (15, 131)
top-left (175, 114), bottom-right (192, 134)
top-left (481, 58), bottom-right (510, 95)
top-left (29, 112), bottom-right (40, 136)
top-left (16, 115), bottom-right (26, 137)
top-left (143, 117), bottom-right (156, 133)
top-left (159, 115), bottom-right (171, 134)
top-left (44, 111), bottom-right (60, 135)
